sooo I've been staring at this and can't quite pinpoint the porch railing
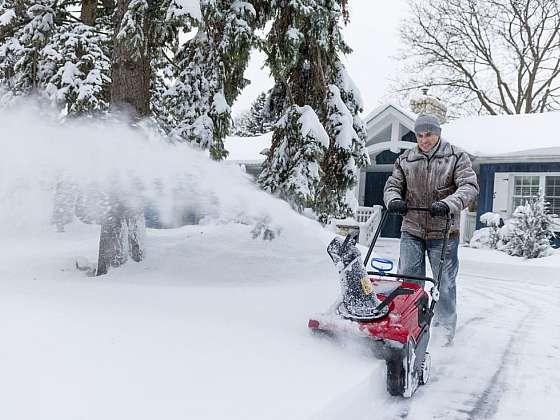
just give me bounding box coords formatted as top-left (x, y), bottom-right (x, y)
top-left (356, 205), bottom-right (383, 246)
top-left (460, 210), bottom-right (477, 244)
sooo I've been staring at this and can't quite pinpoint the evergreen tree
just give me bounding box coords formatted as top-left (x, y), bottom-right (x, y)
top-left (259, 0), bottom-right (367, 220)
top-left (96, 0), bottom-right (201, 275)
top-left (232, 109), bottom-right (248, 136)
top-left (315, 62), bottom-right (369, 222)
top-left (43, 22), bottom-right (112, 115)
top-left (504, 193), bottom-right (555, 259)
top-left (259, 104), bottom-right (329, 211)
top-left (0, 0), bottom-right (114, 115)
top-left (245, 91), bottom-right (275, 135)
top-left (234, 91), bottom-right (277, 137)
top-left (164, 0), bottom-right (263, 160)
top-left (0, 0), bottom-right (56, 100)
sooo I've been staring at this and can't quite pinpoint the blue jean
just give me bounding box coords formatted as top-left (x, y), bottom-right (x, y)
top-left (398, 231), bottom-right (459, 337)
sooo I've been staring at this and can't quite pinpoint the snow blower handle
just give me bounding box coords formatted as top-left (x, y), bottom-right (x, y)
top-left (406, 206), bottom-right (431, 213)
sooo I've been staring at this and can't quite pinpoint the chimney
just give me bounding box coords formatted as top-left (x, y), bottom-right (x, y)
top-left (410, 88), bottom-right (448, 123)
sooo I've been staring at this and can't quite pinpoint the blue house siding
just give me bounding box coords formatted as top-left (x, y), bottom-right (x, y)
top-left (376, 149), bottom-right (402, 165)
top-left (477, 162), bottom-right (560, 247)
top-left (477, 162), bottom-right (560, 229)
top-left (364, 172), bottom-right (403, 238)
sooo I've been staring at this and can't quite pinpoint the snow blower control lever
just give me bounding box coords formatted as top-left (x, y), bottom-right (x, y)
top-left (363, 207), bottom-right (454, 313)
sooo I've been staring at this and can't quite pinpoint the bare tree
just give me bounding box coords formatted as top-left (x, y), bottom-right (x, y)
top-left (399, 0), bottom-right (560, 115)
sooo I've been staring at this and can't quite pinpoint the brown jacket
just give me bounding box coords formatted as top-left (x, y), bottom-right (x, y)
top-left (383, 140), bottom-right (479, 239)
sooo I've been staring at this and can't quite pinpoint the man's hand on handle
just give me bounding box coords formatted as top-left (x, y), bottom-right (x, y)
top-left (388, 199), bottom-right (407, 215)
top-left (430, 201), bottom-right (450, 217)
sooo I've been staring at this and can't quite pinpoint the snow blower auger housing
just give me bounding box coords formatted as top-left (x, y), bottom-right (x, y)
top-left (308, 208), bottom-right (453, 398)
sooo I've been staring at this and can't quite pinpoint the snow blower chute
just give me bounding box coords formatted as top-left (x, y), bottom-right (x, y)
top-left (308, 208), bottom-right (453, 397)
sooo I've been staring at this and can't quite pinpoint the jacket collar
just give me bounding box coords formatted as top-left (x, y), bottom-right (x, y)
top-left (407, 139), bottom-right (450, 161)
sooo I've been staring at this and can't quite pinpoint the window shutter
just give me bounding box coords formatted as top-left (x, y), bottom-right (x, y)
top-left (493, 173), bottom-right (510, 216)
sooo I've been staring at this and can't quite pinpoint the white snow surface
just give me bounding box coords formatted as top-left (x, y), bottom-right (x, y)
top-left (0, 8), bottom-right (16, 26)
top-left (443, 111), bottom-right (560, 157)
top-left (298, 105), bottom-right (330, 148)
top-left (212, 91), bottom-right (229, 114)
top-left (480, 211), bottom-right (502, 227)
top-left (1, 222), bottom-right (560, 419)
top-left (2, 101), bottom-right (560, 419)
top-left (328, 85), bottom-right (356, 150)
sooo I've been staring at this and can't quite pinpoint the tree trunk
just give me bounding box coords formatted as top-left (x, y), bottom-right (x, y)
top-left (81, 0), bottom-right (97, 26)
top-left (110, 0), bottom-right (151, 118)
top-left (126, 209), bottom-right (145, 262)
top-left (96, 0), bottom-right (149, 275)
top-left (96, 202), bottom-right (128, 275)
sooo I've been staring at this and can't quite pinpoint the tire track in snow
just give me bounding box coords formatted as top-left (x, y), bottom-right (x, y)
top-left (420, 275), bottom-right (533, 419)
top-left (313, 268), bottom-right (560, 420)
top-left (462, 313), bottom-right (530, 420)
top-left (448, 271), bottom-right (560, 420)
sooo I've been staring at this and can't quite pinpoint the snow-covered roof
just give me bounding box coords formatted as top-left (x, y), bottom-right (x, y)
top-left (225, 109), bottom-right (560, 164)
top-left (443, 111), bottom-right (560, 158)
top-left (224, 132), bottom-right (272, 164)
top-left (364, 101), bottom-right (417, 126)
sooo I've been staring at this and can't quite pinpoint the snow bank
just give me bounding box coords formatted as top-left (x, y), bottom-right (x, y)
top-left (0, 99), bottom-right (320, 239)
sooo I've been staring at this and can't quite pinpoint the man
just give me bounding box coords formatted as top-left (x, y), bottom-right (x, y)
top-left (383, 114), bottom-right (479, 344)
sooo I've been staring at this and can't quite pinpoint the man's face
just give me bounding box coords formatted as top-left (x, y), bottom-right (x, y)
top-left (416, 132), bottom-right (439, 152)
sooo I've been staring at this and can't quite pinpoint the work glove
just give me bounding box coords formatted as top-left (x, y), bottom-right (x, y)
top-left (387, 199), bottom-right (407, 215)
top-left (430, 201), bottom-right (450, 217)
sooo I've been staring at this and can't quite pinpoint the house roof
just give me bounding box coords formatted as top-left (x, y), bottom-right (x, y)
top-left (225, 108), bottom-right (560, 164)
top-left (364, 101), bottom-right (417, 128)
top-left (443, 111), bottom-right (560, 159)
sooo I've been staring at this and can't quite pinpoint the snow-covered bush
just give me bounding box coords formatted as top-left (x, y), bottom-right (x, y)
top-left (468, 227), bottom-right (493, 249)
top-left (496, 218), bottom-right (514, 250)
top-left (504, 194), bottom-right (556, 259)
top-left (469, 212), bottom-right (501, 249)
top-left (479, 211), bottom-right (501, 248)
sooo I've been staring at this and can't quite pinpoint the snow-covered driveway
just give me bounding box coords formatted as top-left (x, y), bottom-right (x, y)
top-left (318, 254), bottom-right (560, 420)
top-left (1, 224), bottom-right (559, 420)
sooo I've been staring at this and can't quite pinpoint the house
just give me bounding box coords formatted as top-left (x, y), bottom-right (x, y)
top-left (443, 112), bottom-right (560, 234)
top-left (226, 104), bottom-right (560, 243)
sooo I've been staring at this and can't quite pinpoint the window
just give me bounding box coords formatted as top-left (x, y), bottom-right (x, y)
top-left (512, 175), bottom-right (540, 209)
top-left (509, 174), bottom-right (560, 218)
top-left (545, 176), bottom-right (560, 216)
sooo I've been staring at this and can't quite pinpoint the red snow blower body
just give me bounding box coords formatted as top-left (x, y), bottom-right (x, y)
top-left (308, 208), bottom-right (453, 397)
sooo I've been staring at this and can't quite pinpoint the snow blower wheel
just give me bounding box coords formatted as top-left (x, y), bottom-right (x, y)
top-left (419, 352), bottom-right (431, 385)
top-left (386, 356), bottom-right (405, 396)
top-left (386, 338), bottom-right (422, 397)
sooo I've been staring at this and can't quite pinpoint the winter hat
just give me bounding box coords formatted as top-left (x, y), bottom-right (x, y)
top-left (414, 114), bottom-right (441, 136)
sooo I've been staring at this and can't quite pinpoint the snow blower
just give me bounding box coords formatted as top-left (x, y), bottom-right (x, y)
top-left (308, 208), bottom-right (453, 397)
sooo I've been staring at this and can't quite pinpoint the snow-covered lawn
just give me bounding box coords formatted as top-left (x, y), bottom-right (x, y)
top-left (1, 223), bottom-right (560, 420)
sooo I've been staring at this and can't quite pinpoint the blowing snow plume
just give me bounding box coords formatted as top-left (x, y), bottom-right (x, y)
top-left (0, 100), bottom-right (321, 263)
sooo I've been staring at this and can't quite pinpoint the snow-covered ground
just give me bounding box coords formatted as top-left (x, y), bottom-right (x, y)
top-left (1, 221), bottom-right (560, 420)
top-left (2, 104), bottom-right (559, 419)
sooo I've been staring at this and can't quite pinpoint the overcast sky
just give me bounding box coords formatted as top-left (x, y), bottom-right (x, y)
top-left (232, 0), bottom-right (410, 117)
